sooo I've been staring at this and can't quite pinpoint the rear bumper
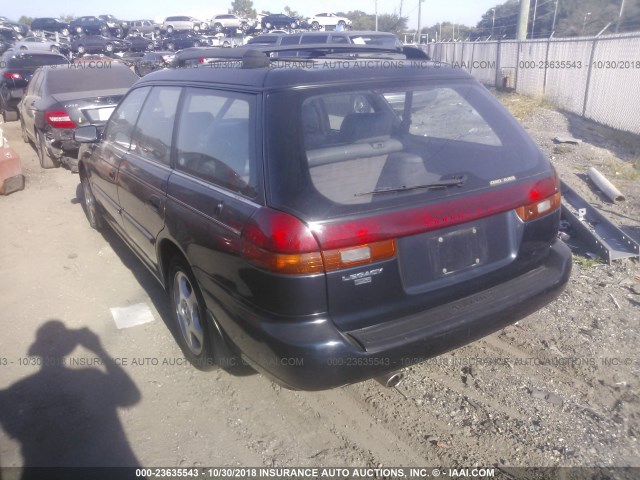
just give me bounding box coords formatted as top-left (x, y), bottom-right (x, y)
top-left (213, 239), bottom-right (572, 390)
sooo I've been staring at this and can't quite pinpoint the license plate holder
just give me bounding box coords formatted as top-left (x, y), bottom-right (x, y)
top-left (428, 225), bottom-right (488, 276)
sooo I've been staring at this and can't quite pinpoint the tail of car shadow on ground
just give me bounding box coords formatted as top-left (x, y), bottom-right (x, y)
top-left (0, 320), bottom-right (141, 471)
top-left (73, 181), bottom-right (256, 379)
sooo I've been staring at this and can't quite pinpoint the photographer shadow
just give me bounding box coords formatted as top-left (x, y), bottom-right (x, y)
top-left (0, 320), bottom-right (141, 477)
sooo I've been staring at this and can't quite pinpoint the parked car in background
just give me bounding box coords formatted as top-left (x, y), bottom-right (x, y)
top-left (129, 20), bottom-right (160, 35)
top-left (309, 13), bottom-right (352, 30)
top-left (246, 31), bottom-right (402, 52)
top-left (30, 18), bottom-right (71, 36)
top-left (127, 35), bottom-right (155, 52)
top-left (71, 35), bottom-right (131, 54)
top-left (210, 14), bottom-right (253, 33)
top-left (162, 16), bottom-right (208, 34)
top-left (13, 36), bottom-right (67, 54)
top-left (73, 45), bottom-right (571, 390)
top-left (19, 63), bottom-right (138, 170)
top-left (132, 51), bottom-right (174, 76)
top-left (260, 13), bottom-right (299, 31)
top-left (161, 32), bottom-right (211, 51)
top-left (0, 38), bottom-right (11, 56)
top-left (0, 17), bottom-right (29, 39)
top-left (69, 16), bottom-right (108, 35)
top-left (98, 15), bottom-right (130, 37)
top-left (0, 51), bottom-right (69, 122)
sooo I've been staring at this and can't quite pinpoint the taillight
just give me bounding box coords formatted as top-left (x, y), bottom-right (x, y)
top-left (516, 175), bottom-right (561, 222)
top-left (241, 209), bottom-right (397, 275)
top-left (241, 209), bottom-right (324, 274)
top-left (242, 175), bottom-right (560, 275)
top-left (2, 72), bottom-right (22, 80)
top-left (45, 110), bottom-right (76, 129)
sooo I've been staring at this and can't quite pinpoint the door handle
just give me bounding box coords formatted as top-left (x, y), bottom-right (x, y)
top-left (148, 195), bottom-right (162, 212)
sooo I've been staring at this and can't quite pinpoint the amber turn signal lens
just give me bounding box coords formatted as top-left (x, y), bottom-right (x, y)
top-left (516, 192), bottom-right (561, 222)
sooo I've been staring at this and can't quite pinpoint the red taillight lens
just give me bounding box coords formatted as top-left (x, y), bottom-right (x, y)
top-left (2, 72), bottom-right (22, 80)
top-left (241, 209), bottom-right (324, 274)
top-left (45, 110), bottom-right (76, 129)
top-left (242, 175), bottom-right (560, 275)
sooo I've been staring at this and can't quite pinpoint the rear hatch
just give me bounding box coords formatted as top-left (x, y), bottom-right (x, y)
top-left (264, 78), bottom-right (560, 331)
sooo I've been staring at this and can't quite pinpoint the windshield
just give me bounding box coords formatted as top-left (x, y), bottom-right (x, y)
top-left (46, 66), bottom-right (138, 94)
top-left (266, 81), bottom-right (545, 221)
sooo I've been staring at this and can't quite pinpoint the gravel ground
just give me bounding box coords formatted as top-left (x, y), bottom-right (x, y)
top-left (0, 90), bottom-right (638, 473)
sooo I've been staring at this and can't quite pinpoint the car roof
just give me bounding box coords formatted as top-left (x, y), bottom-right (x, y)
top-left (137, 46), bottom-right (468, 91)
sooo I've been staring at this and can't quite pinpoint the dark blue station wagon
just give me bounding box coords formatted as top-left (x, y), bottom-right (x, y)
top-left (75, 47), bottom-right (571, 390)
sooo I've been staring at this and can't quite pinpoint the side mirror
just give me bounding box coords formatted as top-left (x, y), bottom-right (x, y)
top-left (74, 125), bottom-right (99, 143)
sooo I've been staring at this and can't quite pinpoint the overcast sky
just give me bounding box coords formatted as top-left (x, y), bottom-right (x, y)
top-left (4, 0), bottom-right (500, 29)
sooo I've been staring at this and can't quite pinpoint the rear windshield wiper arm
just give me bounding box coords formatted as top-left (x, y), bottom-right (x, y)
top-left (355, 175), bottom-right (466, 196)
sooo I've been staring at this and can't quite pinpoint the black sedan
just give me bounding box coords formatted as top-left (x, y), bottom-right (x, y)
top-left (261, 13), bottom-right (299, 31)
top-left (18, 63), bottom-right (138, 170)
top-left (69, 16), bottom-right (109, 35)
top-left (127, 35), bottom-right (155, 52)
top-left (71, 35), bottom-right (131, 54)
top-left (161, 32), bottom-right (211, 51)
top-left (0, 51), bottom-right (69, 122)
top-left (30, 18), bottom-right (72, 36)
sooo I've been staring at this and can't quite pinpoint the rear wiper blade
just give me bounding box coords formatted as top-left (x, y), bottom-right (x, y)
top-left (355, 175), bottom-right (466, 196)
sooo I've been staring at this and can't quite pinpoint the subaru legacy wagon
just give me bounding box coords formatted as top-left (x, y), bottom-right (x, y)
top-left (75, 46), bottom-right (571, 390)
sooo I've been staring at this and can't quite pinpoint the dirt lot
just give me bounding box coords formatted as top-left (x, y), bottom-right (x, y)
top-left (0, 93), bottom-right (638, 472)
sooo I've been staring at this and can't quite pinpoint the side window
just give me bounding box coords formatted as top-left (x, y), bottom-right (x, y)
top-left (130, 86), bottom-right (181, 165)
top-left (103, 87), bottom-right (150, 149)
top-left (175, 88), bottom-right (256, 197)
top-left (280, 35), bottom-right (300, 45)
top-left (301, 34), bottom-right (328, 44)
top-left (27, 71), bottom-right (40, 96)
top-left (329, 35), bottom-right (349, 44)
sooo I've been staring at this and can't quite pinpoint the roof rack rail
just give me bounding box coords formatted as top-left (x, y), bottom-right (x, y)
top-left (173, 44), bottom-right (429, 68)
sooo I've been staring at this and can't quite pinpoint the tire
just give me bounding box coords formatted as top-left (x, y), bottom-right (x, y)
top-left (167, 26), bottom-right (174, 34)
top-left (105, 43), bottom-right (114, 52)
top-left (223, 41), bottom-right (230, 48)
top-left (312, 21), bottom-right (320, 30)
top-left (2, 109), bottom-right (18, 122)
top-left (20, 119), bottom-right (29, 143)
top-left (61, 28), bottom-right (70, 36)
top-left (265, 22), bottom-right (272, 29)
top-left (77, 45), bottom-right (86, 54)
top-left (240, 22), bottom-right (249, 32)
top-left (36, 130), bottom-right (59, 169)
top-left (290, 22), bottom-right (298, 29)
top-left (80, 173), bottom-right (104, 230)
top-left (338, 20), bottom-right (346, 27)
top-left (75, 26), bottom-right (83, 34)
top-left (166, 42), bottom-right (175, 51)
top-left (169, 258), bottom-right (217, 371)
top-left (19, 46), bottom-right (27, 50)
top-left (193, 25), bottom-right (200, 32)
top-left (214, 23), bottom-right (223, 33)
top-left (50, 46), bottom-right (59, 53)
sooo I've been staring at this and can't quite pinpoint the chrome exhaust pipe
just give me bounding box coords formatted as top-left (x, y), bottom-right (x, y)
top-left (374, 370), bottom-right (404, 388)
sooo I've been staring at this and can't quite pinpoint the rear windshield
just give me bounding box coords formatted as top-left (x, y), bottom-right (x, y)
top-left (6, 54), bottom-right (69, 68)
top-left (266, 80), bottom-right (546, 221)
top-left (45, 66), bottom-right (138, 94)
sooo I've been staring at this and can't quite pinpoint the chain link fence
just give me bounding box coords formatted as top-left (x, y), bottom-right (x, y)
top-left (424, 34), bottom-right (640, 135)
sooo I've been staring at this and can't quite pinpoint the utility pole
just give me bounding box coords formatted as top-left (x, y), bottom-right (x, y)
top-left (375, 0), bottom-right (379, 31)
top-left (615, 0), bottom-right (626, 33)
top-left (531, 0), bottom-right (539, 38)
top-left (416, 0), bottom-right (423, 44)
top-left (582, 12), bottom-right (591, 36)
top-left (491, 8), bottom-right (496, 38)
top-left (551, 0), bottom-right (559, 35)
top-left (516, 0), bottom-right (531, 40)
